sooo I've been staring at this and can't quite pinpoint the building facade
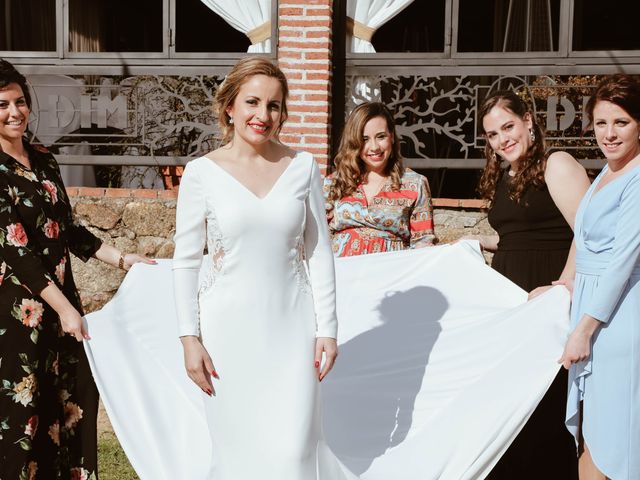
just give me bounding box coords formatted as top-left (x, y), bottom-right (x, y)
top-left (3, 0), bottom-right (640, 196)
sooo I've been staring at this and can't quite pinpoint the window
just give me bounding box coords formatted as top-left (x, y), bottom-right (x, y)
top-left (341, 0), bottom-right (638, 197)
top-left (0, 0), bottom-right (56, 51)
top-left (175, 0), bottom-right (250, 53)
top-left (68, 0), bottom-right (163, 53)
top-left (457, 0), bottom-right (560, 52)
top-left (371, 0), bottom-right (445, 53)
top-left (572, 0), bottom-right (640, 51)
top-left (1, 0), bottom-right (274, 59)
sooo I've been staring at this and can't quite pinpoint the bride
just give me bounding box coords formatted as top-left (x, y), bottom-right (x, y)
top-left (172, 56), bottom-right (353, 479)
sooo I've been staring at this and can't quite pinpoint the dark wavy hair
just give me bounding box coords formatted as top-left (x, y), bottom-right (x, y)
top-left (584, 74), bottom-right (640, 129)
top-left (477, 90), bottom-right (546, 205)
top-left (328, 102), bottom-right (404, 202)
top-left (0, 59), bottom-right (31, 109)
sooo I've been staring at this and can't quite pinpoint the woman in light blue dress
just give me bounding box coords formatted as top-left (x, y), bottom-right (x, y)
top-left (559, 75), bottom-right (640, 480)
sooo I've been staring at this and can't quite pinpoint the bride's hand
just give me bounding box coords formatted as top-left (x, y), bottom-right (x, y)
top-left (315, 337), bottom-right (338, 382)
top-left (180, 336), bottom-right (218, 396)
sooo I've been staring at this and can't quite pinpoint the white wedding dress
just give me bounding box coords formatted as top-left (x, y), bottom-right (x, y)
top-left (171, 151), bottom-right (354, 479)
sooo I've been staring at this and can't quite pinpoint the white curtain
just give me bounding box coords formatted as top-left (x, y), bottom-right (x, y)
top-left (84, 242), bottom-right (570, 479)
top-left (347, 0), bottom-right (415, 53)
top-left (347, 0), bottom-right (414, 102)
top-left (200, 0), bottom-right (271, 53)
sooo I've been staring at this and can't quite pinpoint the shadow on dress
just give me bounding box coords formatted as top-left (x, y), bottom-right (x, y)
top-left (322, 286), bottom-right (448, 475)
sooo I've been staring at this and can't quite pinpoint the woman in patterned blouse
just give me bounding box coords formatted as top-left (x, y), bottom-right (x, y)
top-left (0, 59), bottom-right (154, 479)
top-left (324, 102), bottom-right (436, 257)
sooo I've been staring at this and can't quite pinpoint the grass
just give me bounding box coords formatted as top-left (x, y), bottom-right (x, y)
top-left (98, 431), bottom-right (138, 480)
top-left (97, 402), bottom-right (139, 480)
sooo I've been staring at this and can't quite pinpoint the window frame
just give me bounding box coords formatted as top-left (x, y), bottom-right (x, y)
top-left (342, 0), bottom-right (640, 170)
top-left (345, 0), bottom-right (640, 65)
top-left (0, 0), bottom-right (278, 63)
top-left (0, 0), bottom-right (63, 58)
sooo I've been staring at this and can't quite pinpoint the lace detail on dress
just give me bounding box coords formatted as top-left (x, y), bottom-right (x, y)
top-left (199, 211), bottom-right (227, 295)
top-left (293, 235), bottom-right (311, 294)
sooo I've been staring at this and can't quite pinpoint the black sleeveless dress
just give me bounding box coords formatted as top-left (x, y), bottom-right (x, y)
top-left (486, 171), bottom-right (578, 480)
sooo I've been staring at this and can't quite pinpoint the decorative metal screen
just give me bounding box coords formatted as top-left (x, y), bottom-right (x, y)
top-left (346, 73), bottom-right (602, 169)
top-left (26, 74), bottom-right (223, 163)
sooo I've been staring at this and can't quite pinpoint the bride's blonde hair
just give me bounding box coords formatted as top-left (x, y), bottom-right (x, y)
top-left (214, 57), bottom-right (289, 144)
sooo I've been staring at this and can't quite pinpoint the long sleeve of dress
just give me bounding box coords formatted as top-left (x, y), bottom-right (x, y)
top-left (66, 219), bottom-right (103, 262)
top-left (0, 180), bottom-right (53, 295)
top-left (409, 176), bottom-right (436, 248)
top-left (322, 175), bottom-right (336, 232)
top-left (305, 160), bottom-right (338, 339)
top-left (172, 162), bottom-right (207, 337)
top-left (584, 174), bottom-right (640, 322)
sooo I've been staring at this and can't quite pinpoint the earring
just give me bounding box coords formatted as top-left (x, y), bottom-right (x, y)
top-left (489, 150), bottom-right (497, 162)
top-left (228, 116), bottom-right (234, 125)
top-left (529, 128), bottom-right (535, 142)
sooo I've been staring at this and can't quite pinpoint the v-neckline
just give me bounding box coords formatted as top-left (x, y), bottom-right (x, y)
top-left (207, 156), bottom-right (295, 201)
top-left (589, 163), bottom-right (640, 203)
top-left (359, 176), bottom-right (388, 208)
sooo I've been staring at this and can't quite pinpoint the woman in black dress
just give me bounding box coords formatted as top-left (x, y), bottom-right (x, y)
top-left (469, 90), bottom-right (590, 479)
top-left (0, 59), bottom-right (154, 479)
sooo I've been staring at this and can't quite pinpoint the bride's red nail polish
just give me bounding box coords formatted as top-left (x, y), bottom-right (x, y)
top-left (314, 361), bottom-right (320, 368)
top-left (212, 370), bottom-right (219, 379)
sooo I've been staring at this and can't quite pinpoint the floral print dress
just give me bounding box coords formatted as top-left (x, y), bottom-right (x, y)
top-left (324, 168), bottom-right (436, 257)
top-left (0, 142), bottom-right (102, 480)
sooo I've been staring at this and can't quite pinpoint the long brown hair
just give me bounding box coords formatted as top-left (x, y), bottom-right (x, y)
top-left (477, 90), bottom-right (546, 204)
top-left (328, 102), bottom-right (404, 202)
top-left (214, 57), bottom-right (289, 144)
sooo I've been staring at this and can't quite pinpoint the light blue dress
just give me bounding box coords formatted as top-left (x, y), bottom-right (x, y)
top-left (566, 164), bottom-right (640, 480)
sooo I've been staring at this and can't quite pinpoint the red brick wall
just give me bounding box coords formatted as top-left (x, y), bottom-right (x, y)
top-left (277, 0), bottom-right (333, 173)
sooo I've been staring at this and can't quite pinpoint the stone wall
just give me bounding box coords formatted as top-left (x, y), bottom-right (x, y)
top-left (68, 189), bottom-right (177, 313)
top-left (68, 189), bottom-right (495, 313)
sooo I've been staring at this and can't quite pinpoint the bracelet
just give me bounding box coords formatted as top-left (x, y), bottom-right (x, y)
top-left (118, 253), bottom-right (126, 270)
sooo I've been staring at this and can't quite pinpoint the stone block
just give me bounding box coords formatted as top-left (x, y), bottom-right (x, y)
top-left (433, 213), bottom-right (451, 226)
top-left (137, 236), bottom-right (167, 256)
top-left (81, 293), bottom-right (113, 314)
top-left (109, 227), bottom-right (136, 240)
top-left (71, 256), bottom-right (125, 295)
top-left (75, 202), bottom-right (122, 230)
top-left (156, 241), bottom-right (175, 259)
top-left (122, 202), bottom-right (176, 237)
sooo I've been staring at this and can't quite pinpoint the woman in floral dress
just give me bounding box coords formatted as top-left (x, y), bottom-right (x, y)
top-left (324, 102), bottom-right (436, 257)
top-left (0, 59), bottom-right (153, 479)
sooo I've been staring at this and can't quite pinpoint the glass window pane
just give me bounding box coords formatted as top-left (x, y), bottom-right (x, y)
top-left (572, 0), bottom-right (640, 51)
top-left (371, 0), bottom-right (445, 53)
top-left (0, 0), bottom-right (56, 51)
top-left (457, 0), bottom-right (559, 52)
top-left (68, 0), bottom-right (163, 52)
top-left (176, 0), bottom-right (251, 52)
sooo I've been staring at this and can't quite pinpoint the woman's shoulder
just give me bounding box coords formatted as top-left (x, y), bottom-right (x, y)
top-left (26, 142), bottom-right (59, 170)
top-left (544, 151), bottom-right (588, 187)
top-left (545, 151), bottom-right (584, 176)
top-left (286, 149), bottom-right (325, 181)
top-left (287, 148), bottom-right (314, 166)
top-left (401, 167), bottom-right (428, 186)
top-left (620, 164), bottom-right (640, 194)
top-left (183, 155), bottom-right (209, 172)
